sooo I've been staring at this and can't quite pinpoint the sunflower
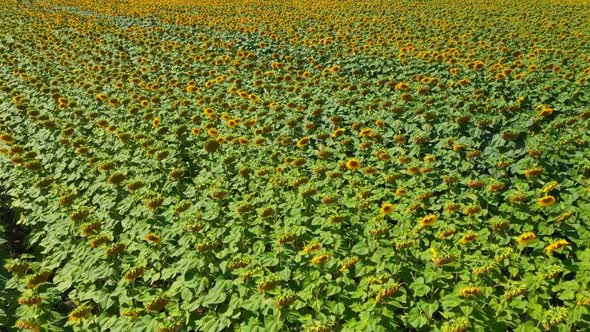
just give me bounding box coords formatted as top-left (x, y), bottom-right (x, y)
top-left (345, 159), bottom-right (361, 170)
top-left (516, 232), bottom-right (536, 245)
top-left (68, 305), bottom-right (93, 321)
top-left (96, 93), bottom-right (108, 101)
top-left (152, 117), bottom-right (161, 128)
top-left (473, 61), bottom-right (485, 70)
top-left (380, 202), bottom-right (395, 215)
top-left (207, 128), bottom-right (219, 137)
top-left (358, 128), bottom-right (372, 137)
top-left (220, 113), bottom-right (231, 122)
top-left (332, 128), bottom-right (345, 138)
top-left (144, 232), bottom-right (161, 244)
top-left (538, 106), bottom-right (553, 117)
top-left (311, 254), bottom-right (330, 265)
top-left (303, 243), bottom-right (321, 254)
top-left (419, 214), bottom-right (437, 226)
top-left (191, 128), bottom-right (201, 135)
top-left (296, 137), bottom-right (311, 148)
top-left (203, 108), bottom-right (214, 116)
top-left (395, 82), bottom-right (409, 90)
top-left (395, 188), bottom-right (407, 196)
top-left (423, 154), bottom-right (436, 163)
top-left (543, 181), bottom-right (558, 193)
top-left (544, 239), bottom-right (569, 253)
top-left (227, 119), bottom-right (238, 128)
top-left (458, 78), bottom-right (470, 86)
top-left (538, 195), bottom-right (556, 207)
top-left (459, 286), bottom-right (481, 297)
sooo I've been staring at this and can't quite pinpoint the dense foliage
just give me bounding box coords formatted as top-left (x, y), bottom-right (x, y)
top-left (1, 0), bottom-right (590, 331)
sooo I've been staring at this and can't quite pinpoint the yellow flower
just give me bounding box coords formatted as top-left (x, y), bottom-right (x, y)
top-left (359, 128), bottom-right (374, 137)
top-left (423, 154), bottom-right (436, 163)
top-left (311, 254), bottom-right (330, 265)
top-left (395, 82), bottom-right (409, 90)
top-left (419, 214), bottom-right (437, 226)
top-left (380, 203), bottom-right (395, 215)
top-left (332, 128), bottom-right (345, 138)
top-left (144, 233), bottom-right (161, 244)
top-left (473, 61), bottom-right (485, 70)
top-left (152, 117), bottom-right (161, 128)
top-left (543, 181), bottom-right (558, 193)
top-left (207, 128), bottom-right (219, 137)
top-left (544, 239), bottom-right (569, 253)
top-left (459, 232), bottom-right (479, 244)
top-left (524, 167), bottom-right (543, 178)
top-left (345, 159), bottom-right (361, 170)
top-left (191, 128), bottom-right (201, 135)
top-left (538, 106), bottom-right (553, 117)
top-left (303, 243), bottom-right (321, 254)
top-left (68, 306), bottom-right (92, 321)
top-left (296, 137), bottom-right (311, 148)
top-left (538, 195), bottom-right (556, 207)
top-left (459, 286), bottom-right (481, 297)
top-left (458, 78), bottom-right (470, 86)
top-left (339, 256), bottom-right (359, 272)
top-left (516, 232), bottom-right (536, 245)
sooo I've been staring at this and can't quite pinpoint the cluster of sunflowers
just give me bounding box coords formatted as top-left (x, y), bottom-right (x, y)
top-left (1, 0), bottom-right (589, 331)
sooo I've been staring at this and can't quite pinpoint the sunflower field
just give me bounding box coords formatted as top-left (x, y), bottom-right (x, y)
top-left (1, 0), bottom-right (590, 331)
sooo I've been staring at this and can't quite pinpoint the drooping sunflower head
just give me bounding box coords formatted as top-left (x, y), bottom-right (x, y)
top-left (419, 214), bottom-right (438, 226)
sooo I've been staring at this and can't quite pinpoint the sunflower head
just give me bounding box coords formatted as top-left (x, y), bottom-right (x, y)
top-left (516, 232), bottom-right (536, 245)
top-left (152, 117), bottom-right (161, 128)
top-left (380, 203), bottom-right (395, 215)
top-left (345, 159), bottom-right (361, 170)
top-left (144, 232), bottom-right (161, 244)
top-left (538, 195), bottom-right (556, 207)
top-left (419, 214), bottom-right (438, 226)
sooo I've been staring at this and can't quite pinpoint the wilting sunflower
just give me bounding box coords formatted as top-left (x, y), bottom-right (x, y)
top-left (516, 232), bottom-right (536, 245)
top-left (544, 239), bottom-right (569, 253)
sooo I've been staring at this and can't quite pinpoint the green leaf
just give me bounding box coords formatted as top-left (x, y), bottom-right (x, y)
top-left (409, 277), bottom-right (431, 297)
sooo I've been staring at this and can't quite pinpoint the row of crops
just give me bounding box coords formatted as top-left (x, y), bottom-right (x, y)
top-left (1, 0), bottom-right (589, 331)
